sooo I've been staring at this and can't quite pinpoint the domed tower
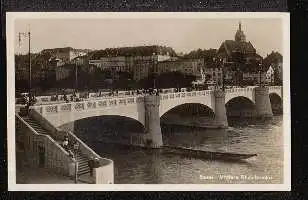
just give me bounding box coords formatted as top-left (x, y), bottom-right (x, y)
top-left (235, 21), bottom-right (246, 42)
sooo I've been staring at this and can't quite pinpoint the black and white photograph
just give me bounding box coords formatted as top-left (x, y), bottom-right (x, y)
top-left (7, 12), bottom-right (290, 191)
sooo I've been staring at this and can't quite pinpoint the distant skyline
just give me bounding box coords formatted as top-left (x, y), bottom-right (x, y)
top-left (14, 17), bottom-right (283, 57)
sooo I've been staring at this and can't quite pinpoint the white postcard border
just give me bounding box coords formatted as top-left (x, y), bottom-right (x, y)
top-left (6, 12), bottom-right (290, 191)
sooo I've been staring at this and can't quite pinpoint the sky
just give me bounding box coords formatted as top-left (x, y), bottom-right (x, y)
top-left (14, 17), bottom-right (283, 57)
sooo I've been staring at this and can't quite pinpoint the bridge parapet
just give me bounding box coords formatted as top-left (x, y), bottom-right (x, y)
top-left (32, 95), bottom-right (145, 116)
top-left (225, 87), bottom-right (255, 94)
top-left (268, 86), bottom-right (282, 98)
top-left (225, 87), bottom-right (255, 104)
top-left (159, 90), bottom-right (213, 101)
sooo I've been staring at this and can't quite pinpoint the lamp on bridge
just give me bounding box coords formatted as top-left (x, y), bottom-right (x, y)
top-left (258, 60), bottom-right (263, 87)
top-left (222, 57), bottom-right (226, 92)
top-left (18, 24), bottom-right (32, 99)
top-left (75, 53), bottom-right (81, 93)
top-left (219, 57), bottom-right (226, 91)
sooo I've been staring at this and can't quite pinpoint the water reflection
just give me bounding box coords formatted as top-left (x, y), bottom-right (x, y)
top-left (78, 116), bottom-right (283, 184)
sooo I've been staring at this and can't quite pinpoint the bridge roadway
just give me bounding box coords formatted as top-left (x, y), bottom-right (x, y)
top-left (29, 86), bottom-right (282, 148)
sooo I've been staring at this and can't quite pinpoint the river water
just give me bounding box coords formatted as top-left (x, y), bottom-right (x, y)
top-left (85, 115), bottom-right (284, 184)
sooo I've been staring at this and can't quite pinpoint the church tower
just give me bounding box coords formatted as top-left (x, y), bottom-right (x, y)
top-left (235, 21), bottom-right (246, 42)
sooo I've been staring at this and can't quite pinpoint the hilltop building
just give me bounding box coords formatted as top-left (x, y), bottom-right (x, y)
top-left (41, 47), bottom-right (91, 65)
top-left (212, 21), bottom-right (265, 85)
top-left (263, 51), bottom-right (283, 84)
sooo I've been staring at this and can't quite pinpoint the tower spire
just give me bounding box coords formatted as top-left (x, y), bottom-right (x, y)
top-left (239, 21), bottom-right (241, 31)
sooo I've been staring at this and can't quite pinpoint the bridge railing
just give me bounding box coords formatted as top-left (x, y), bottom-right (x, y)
top-left (159, 90), bottom-right (214, 101)
top-left (268, 86), bottom-right (282, 91)
top-left (31, 95), bottom-right (145, 115)
top-left (225, 87), bottom-right (256, 94)
top-left (30, 87), bottom-right (283, 112)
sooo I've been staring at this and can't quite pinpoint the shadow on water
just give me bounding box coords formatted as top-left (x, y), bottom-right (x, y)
top-left (69, 115), bottom-right (282, 183)
top-left (161, 150), bottom-right (255, 167)
top-left (227, 117), bottom-right (275, 128)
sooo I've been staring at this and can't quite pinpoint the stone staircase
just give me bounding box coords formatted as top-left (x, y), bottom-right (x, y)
top-left (75, 149), bottom-right (90, 176)
top-left (21, 115), bottom-right (91, 177)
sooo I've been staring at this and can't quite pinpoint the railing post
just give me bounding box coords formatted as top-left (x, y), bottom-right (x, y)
top-left (213, 90), bottom-right (228, 128)
top-left (254, 86), bottom-right (273, 118)
top-left (144, 95), bottom-right (163, 148)
top-left (83, 101), bottom-right (87, 110)
top-left (41, 106), bottom-right (45, 115)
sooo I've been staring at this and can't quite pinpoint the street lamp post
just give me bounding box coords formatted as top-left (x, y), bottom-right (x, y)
top-left (222, 58), bottom-right (226, 92)
top-left (18, 25), bottom-right (31, 96)
top-left (152, 53), bottom-right (156, 90)
top-left (75, 63), bottom-right (78, 91)
top-left (258, 62), bottom-right (262, 86)
top-left (75, 55), bottom-right (81, 92)
top-left (219, 58), bottom-right (226, 91)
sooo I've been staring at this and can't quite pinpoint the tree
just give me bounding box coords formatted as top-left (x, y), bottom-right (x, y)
top-left (137, 71), bottom-right (196, 89)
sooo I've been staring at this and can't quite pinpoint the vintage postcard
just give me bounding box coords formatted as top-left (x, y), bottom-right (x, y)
top-left (7, 12), bottom-right (290, 191)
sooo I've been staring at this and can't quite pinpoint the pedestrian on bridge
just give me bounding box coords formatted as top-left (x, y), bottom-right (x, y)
top-left (88, 156), bottom-right (94, 177)
top-left (62, 137), bottom-right (69, 151)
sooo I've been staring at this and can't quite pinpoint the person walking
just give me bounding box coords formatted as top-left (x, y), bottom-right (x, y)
top-left (88, 156), bottom-right (94, 177)
top-left (62, 137), bottom-right (69, 151)
top-left (93, 158), bottom-right (100, 168)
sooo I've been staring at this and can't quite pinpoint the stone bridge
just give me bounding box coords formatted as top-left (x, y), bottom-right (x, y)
top-left (30, 86), bottom-right (282, 148)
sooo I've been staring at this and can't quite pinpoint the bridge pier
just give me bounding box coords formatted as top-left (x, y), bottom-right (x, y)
top-left (144, 95), bottom-right (163, 148)
top-left (214, 90), bottom-right (228, 128)
top-left (254, 86), bottom-right (273, 118)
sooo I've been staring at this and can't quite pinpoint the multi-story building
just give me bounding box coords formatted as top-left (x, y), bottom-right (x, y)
top-left (132, 56), bottom-right (155, 80)
top-left (41, 47), bottom-right (90, 65)
top-left (216, 21), bottom-right (263, 74)
top-left (71, 55), bottom-right (89, 66)
top-left (265, 66), bottom-right (275, 84)
top-left (55, 65), bottom-right (73, 81)
top-left (88, 52), bottom-right (174, 81)
top-left (243, 71), bottom-right (266, 84)
top-left (15, 64), bottom-right (29, 81)
top-left (89, 56), bottom-right (134, 72)
top-left (156, 58), bottom-right (204, 76)
top-left (263, 51), bottom-right (283, 84)
top-left (204, 67), bottom-right (223, 85)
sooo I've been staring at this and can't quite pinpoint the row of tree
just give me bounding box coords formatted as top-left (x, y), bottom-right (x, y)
top-left (16, 68), bottom-right (198, 94)
top-left (89, 45), bottom-right (178, 59)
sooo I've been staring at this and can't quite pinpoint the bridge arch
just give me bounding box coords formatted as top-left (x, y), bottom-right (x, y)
top-left (269, 92), bottom-right (282, 101)
top-left (38, 102), bottom-right (145, 128)
top-left (269, 93), bottom-right (283, 115)
top-left (160, 103), bottom-right (215, 127)
top-left (161, 103), bottom-right (215, 118)
top-left (59, 115), bottom-right (145, 150)
top-left (225, 88), bottom-right (255, 105)
top-left (60, 115), bottom-right (145, 132)
top-left (225, 96), bottom-right (256, 117)
top-left (159, 96), bottom-right (214, 117)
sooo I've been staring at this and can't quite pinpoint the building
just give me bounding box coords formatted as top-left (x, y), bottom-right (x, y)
top-left (243, 71), bottom-right (266, 84)
top-left (263, 51), bottom-right (283, 84)
top-left (41, 47), bottom-right (90, 65)
top-left (55, 65), bottom-right (74, 81)
top-left (87, 45), bottom-right (178, 81)
top-left (216, 21), bottom-right (263, 83)
top-left (89, 56), bottom-right (132, 72)
top-left (265, 65), bottom-right (275, 84)
top-left (71, 55), bottom-right (89, 66)
top-left (88, 52), bottom-right (174, 81)
top-left (132, 56), bottom-right (155, 80)
top-left (156, 58), bottom-right (204, 76)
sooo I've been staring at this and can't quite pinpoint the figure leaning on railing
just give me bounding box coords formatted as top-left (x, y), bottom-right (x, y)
top-left (88, 156), bottom-right (100, 177)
